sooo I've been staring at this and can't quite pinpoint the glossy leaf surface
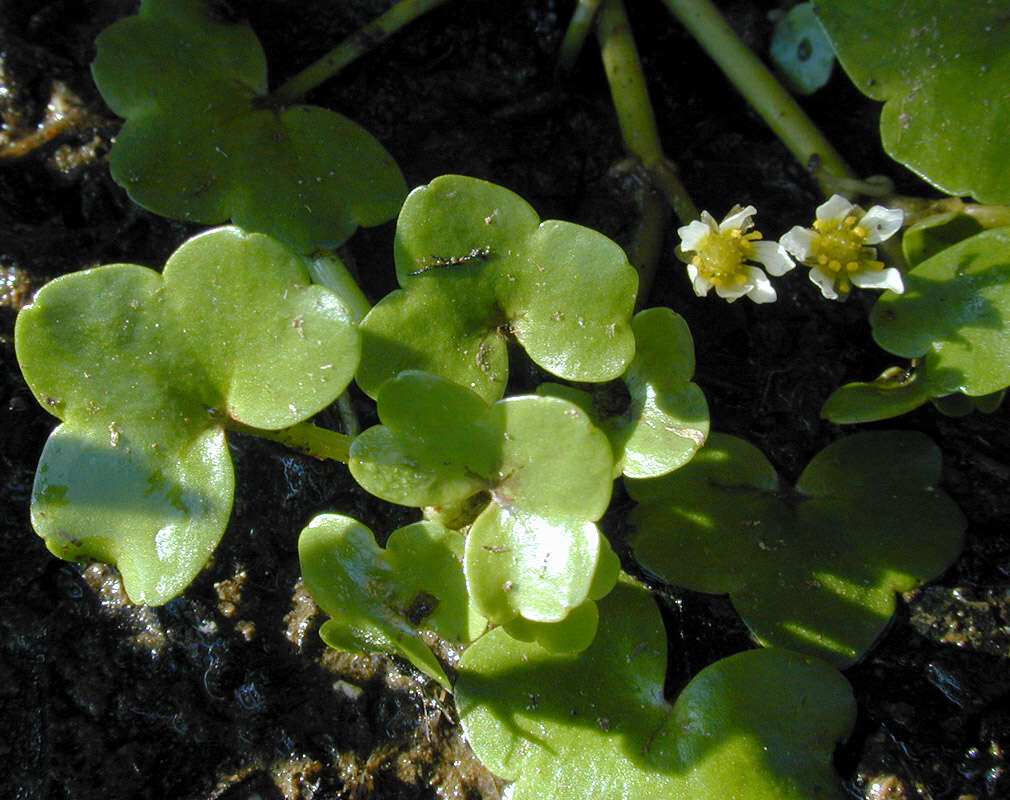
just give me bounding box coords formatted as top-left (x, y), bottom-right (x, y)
top-left (814, 0), bottom-right (1010, 202)
top-left (357, 175), bottom-right (638, 401)
top-left (92, 0), bottom-right (405, 252)
top-left (821, 365), bottom-right (933, 423)
top-left (16, 227), bottom-right (359, 603)
top-left (628, 432), bottom-right (964, 665)
top-left (902, 211), bottom-right (984, 268)
top-left (299, 515), bottom-right (484, 688)
top-left (540, 307), bottom-right (708, 478)
top-left (871, 228), bottom-right (1010, 396)
top-left (349, 372), bottom-right (615, 629)
top-left (456, 578), bottom-right (854, 800)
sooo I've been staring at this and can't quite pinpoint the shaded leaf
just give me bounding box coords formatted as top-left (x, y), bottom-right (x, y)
top-left (628, 432), bottom-right (964, 665)
top-left (871, 227), bottom-right (1010, 396)
top-left (92, 0), bottom-right (405, 252)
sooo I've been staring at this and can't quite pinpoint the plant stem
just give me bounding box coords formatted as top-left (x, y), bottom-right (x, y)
top-left (271, 0), bottom-right (453, 103)
top-left (227, 419), bottom-right (354, 463)
top-left (660, 0), bottom-right (856, 196)
top-left (596, 0), bottom-right (698, 304)
top-left (597, 0), bottom-right (698, 224)
top-left (307, 250), bottom-right (372, 323)
top-left (558, 0), bottom-right (605, 75)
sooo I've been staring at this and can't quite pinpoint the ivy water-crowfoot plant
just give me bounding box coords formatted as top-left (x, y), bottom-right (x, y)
top-left (14, 0), bottom-right (1002, 792)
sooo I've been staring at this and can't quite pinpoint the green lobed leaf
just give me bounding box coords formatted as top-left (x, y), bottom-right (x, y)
top-left (931, 389), bottom-right (1006, 417)
top-left (357, 175), bottom-right (638, 401)
top-left (821, 365), bottom-right (932, 423)
top-left (92, 0), bottom-right (405, 252)
top-left (15, 227), bottom-right (359, 603)
top-left (814, 0), bottom-right (1010, 203)
top-left (299, 515), bottom-right (485, 688)
top-left (628, 432), bottom-right (964, 666)
top-left (540, 307), bottom-right (709, 478)
top-left (455, 577), bottom-right (855, 800)
top-left (349, 372), bottom-right (615, 629)
top-left (871, 227), bottom-right (1010, 396)
top-left (822, 360), bottom-right (1006, 424)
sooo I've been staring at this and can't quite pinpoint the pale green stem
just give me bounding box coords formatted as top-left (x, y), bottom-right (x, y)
top-left (660, 0), bottom-right (856, 196)
top-left (596, 0), bottom-right (698, 304)
top-left (558, 0), bottom-right (605, 74)
top-left (307, 250), bottom-right (372, 323)
top-left (227, 419), bottom-right (354, 463)
top-left (888, 196), bottom-right (1010, 229)
top-left (597, 0), bottom-right (697, 222)
top-left (272, 0), bottom-right (453, 103)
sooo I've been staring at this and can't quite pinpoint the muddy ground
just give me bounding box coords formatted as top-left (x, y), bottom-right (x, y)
top-left (2, 1), bottom-right (1009, 798)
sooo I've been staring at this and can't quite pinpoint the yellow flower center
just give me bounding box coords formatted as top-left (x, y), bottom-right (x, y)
top-left (692, 228), bottom-right (762, 287)
top-left (808, 215), bottom-right (883, 277)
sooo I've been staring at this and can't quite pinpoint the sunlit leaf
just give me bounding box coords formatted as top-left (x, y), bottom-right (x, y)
top-left (540, 307), bottom-right (708, 478)
top-left (16, 227), bottom-right (359, 603)
top-left (299, 515), bottom-right (485, 688)
top-left (349, 372), bottom-right (615, 632)
top-left (456, 578), bottom-right (855, 800)
top-left (357, 175), bottom-right (638, 401)
top-left (814, 0), bottom-right (1010, 202)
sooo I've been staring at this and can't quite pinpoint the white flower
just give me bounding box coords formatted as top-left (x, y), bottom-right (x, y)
top-left (780, 194), bottom-right (904, 300)
top-left (677, 205), bottom-right (794, 303)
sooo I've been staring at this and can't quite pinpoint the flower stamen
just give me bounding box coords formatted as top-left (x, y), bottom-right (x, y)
top-left (677, 206), bottom-right (794, 304)
top-left (780, 194), bottom-right (904, 300)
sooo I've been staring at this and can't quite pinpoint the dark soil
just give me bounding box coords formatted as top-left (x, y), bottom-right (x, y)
top-left (2, 1), bottom-right (1009, 798)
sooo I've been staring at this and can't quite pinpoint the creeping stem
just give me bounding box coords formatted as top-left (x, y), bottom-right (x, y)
top-left (660, 0), bottom-right (856, 196)
top-left (227, 419), bottom-right (355, 463)
top-left (272, 0), bottom-right (453, 103)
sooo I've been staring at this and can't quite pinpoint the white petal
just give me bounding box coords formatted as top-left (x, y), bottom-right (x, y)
top-left (779, 226), bottom-right (815, 259)
top-left (858, 205), bottom-right (904, 244)
top-left (816, 194), bottom-right (855, 222)
top-left (719, 204), bottom-right (757, 232)
top-left (751, 240), bottom-right (795, 276)
top-left (808, 266), bottom-right (840, 300)
top-left (713, 274), bottom-right (753, 301)
top-left (743, 266), bottom-right (777, 303)
top-left (686, 264), bottom-right (712, 297)
top-left (852, 266), bottom-right (905, 293)
top-left (678, 219), bottom-right (712, 251)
